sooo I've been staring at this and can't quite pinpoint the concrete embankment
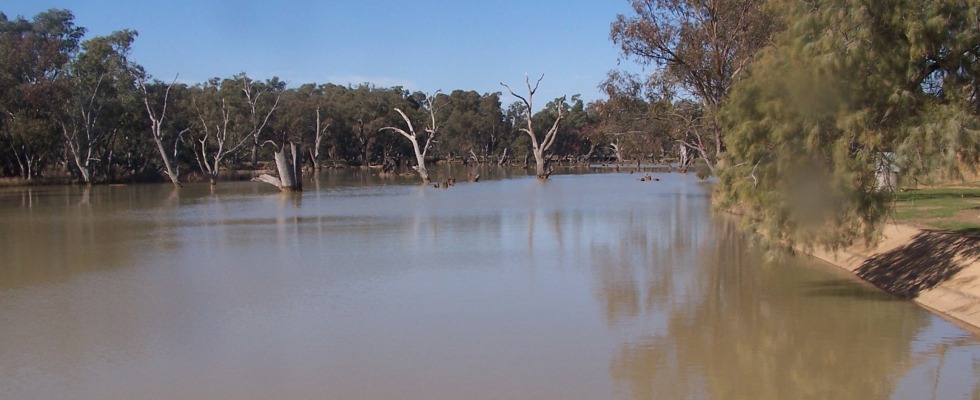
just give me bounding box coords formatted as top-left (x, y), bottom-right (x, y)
top-left (809, 224), bottom-right (980, 332)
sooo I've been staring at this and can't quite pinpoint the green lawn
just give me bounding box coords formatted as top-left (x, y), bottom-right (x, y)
top-left (894, 187), bottom-right (980, 231)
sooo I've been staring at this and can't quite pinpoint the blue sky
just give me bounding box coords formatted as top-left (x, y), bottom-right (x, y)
top-left (6, 1), bottom-right (644, 108)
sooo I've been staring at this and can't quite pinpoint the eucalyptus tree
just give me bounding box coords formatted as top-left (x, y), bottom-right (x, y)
top-left (501, 74), bottom-right (566, 178)
top-left (337, 84), bottom-right (415, 166)
top-left (611, 0), bottom-right (777, 170)
top-left (501, 101), bottom-right (529, 164)
top-left (277, 83), bottom-right (332, 170)
top-left (308, 86), bottom-right (332, 170)
top-left (133, 71), bottom-right (186, 186)
top-left (717, 0), bottom-right (980, 251)
top-left (188, 78), bottom-right (252, 185)
top-left (593, 71), bottom-right (649, 162)
top-left (341, 84), bottom-right (385, 165)
top-left (437, 90), bottom-right (507, 162)
top-left (439, 90), bottom-right (480, 159)
top-left (379, 91), bottom-right (443, 183)
top-left (0, 9), bottom-right (84, 180)
top-left (238, 73), bottom-right (285, 168)
top-left (543, 95), bottom-right (596, 162)
top-left (251, 77), bottom-right (314, 192)
top-left (476, 92), bottom-right (507, 160)
top-left (59, 29), bottom-right (136, 184)
top-left (318, 83), bottom-right (357, 163)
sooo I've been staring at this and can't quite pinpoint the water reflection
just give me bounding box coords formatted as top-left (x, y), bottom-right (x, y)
top-left (593, 213), bottom-right (979, 399)
top-left (1, 169), bottom-right (978, 399)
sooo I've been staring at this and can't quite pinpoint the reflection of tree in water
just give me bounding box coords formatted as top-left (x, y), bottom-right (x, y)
top-left (593, 214), bottom-right (941, 399)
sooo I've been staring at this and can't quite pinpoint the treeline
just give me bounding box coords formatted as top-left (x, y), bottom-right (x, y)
top-left (3, 9), bottom-right (686, 185)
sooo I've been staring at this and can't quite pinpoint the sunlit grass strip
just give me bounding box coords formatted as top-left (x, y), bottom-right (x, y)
top-left (894, 189), bottom-right (980, 231)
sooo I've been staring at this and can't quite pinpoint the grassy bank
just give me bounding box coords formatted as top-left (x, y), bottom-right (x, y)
top-left (894, 182), bottom-right (980, 232)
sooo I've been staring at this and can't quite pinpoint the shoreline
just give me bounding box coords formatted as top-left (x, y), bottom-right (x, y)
top-left (808, 223), bottom-right (980, 334)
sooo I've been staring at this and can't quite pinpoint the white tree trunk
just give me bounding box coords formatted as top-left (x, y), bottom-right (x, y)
top-left (255, 142), bottom-right (303, 191)
top-left (136, 75), bottom-right (181, 187)
top-left (610, 142), bottom-right (624, 164)
top-left (533, 148), bottom-right (547, 177)
top-left (501, 74), bottom-right (565, 179)
top-left (379, 95), bottom-right (440, 184)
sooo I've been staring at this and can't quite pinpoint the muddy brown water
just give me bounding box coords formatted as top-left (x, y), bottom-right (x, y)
top-left (1, 168), bottom-right (979, 399)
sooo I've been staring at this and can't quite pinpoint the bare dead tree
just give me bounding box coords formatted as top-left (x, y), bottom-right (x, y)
top-left (192, 96), bottom-right (252, 186)
top-left (497, 147), bottom-right (509, 166)
top-left (310, 107), bottom-right (330, 170)
top-left (501, 74), bottom-right (565, 179)
top-left (379, 91), bottom-right (442, 183)
top-left (135, 74), bottom-right (181, 186)
top-left (242, 73), bottom-right (284, 169)
top-left (253, 141), bottom-right (303, 191)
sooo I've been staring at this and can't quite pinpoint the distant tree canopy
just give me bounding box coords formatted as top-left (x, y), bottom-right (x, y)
top-left (715, 0), bottom-right (980, 250)
top-left (0, 8), bottom-right (690, 185)
top-left (611, 0), bottom-right (777, 170)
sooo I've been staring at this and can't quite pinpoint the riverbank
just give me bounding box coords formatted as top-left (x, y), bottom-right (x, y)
top-left (809, 223), bottom-right (980, 333)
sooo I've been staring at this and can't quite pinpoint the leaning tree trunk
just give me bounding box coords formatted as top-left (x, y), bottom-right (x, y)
top-left (152, 135), bottom-right (180, 186)
top-left (379, 103), bottom-right (438, 184)
top-left (253, 142), bottom-right (303, 192)
top-left (409, 138), bottom-right (430, 183)
top-left (497, 147), bottom-right (508, 166)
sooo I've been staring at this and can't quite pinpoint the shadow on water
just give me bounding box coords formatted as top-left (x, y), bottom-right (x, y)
top-left (799, 279), bottom-right (902, 302)
top-left (856, 229), bottom-right (980, 299)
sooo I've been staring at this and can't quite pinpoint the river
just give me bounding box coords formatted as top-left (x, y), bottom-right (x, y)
top-left (1, 168), bottom-right (978, 399)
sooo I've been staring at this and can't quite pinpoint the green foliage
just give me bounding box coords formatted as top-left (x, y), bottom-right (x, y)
top-left (611, 0), bottom-right (778, 167)
top-left (533, 95), bottom-right (594, 158)
top-left (60, 29), bottom-right (139, 183)
top-left (0, 9), bottom-right (85, 179)
top-left (589, 71), bottom-right (670, 162)
top-left (435, 90), bottom-right (508, 159)
top-left (717, 0), bottom-right (980, 251)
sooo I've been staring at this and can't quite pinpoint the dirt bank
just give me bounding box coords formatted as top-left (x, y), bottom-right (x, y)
top-left (809, 224), bottom-right (980, 332)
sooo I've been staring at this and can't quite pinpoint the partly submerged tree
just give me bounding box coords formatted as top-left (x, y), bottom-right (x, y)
top-left (239, 73), bottom-right (284, 169)
top-left (189, 78), bottom-right (254, 186)
top-left (717, 0), bottom-right (980, 251)
top-left (501, 74), bottom-right (566, 178)
top-left (611, 0), bottom-right (777, 170)
top-left (134, 72), bottom-right (185, 187)
top-left (379, 91), bottom-right (443, 183)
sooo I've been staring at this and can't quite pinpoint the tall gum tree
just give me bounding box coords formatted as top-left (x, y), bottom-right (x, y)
top-left (611, 0), bottom-right (777, 170)
top-left (59, 29), bottom-right (136, 184)
top-left (501, 74), bottom-right (566, 179)
top-left (0, 9), bottom-right (84, 180)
